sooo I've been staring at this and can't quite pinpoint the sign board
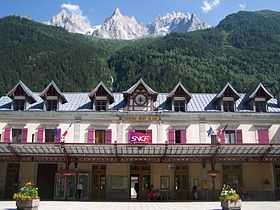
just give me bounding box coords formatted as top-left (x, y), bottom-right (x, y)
top-left (129, 131), bottom-right (152, 144)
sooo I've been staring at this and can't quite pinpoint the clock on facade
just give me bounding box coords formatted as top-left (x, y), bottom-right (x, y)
top-left (135, 94), bottom-right (147, 105)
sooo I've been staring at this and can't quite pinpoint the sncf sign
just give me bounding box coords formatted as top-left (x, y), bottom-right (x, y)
top-left (129, 131), bottom-right (152, 144)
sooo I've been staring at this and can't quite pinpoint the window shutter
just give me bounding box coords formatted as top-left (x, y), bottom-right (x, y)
top-left (180, 129), bottom-right (186, 144)
top-left (55, 128), bottom-right (61, 143)
top-left (219, 131), bottom-right (225, 144)
top-left (128, 129), bottom-right (134, 143)
top-left (258, 128), bottom-right (269, 144)
top-left (4, 128), bottom-right (11, 143)
top-left (87, 128), bottom-right (95, 144)
top-left (22, 128), bottom-right (28, 143)
top-left (146, 129), bottom-right (152, 144)
top-left (105, 129), bottom-right (112, 144)
top-left (168, 129), bottom-right (175, 144)
top-left (236, 129), bottom-right (243, 144)
top-left (37, 128), bottom-right (44, 143)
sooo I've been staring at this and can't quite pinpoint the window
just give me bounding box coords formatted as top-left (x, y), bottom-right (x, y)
top-left (225, 130), bottom-right (236, 144)
top-left (255, 101), bottom-right (266, 112)
top-left (13, 100), bottom-right (25, 111)
top-left (175, 130), bottom-right (181, 144)
top-left (45, 129), bottom-right (55, 143)
top-left (95, 130), bottom-right (105, 144)
top-left (46, 100), bottom-right (58, 111)
top-left (174, 100), bottom-right (186, 112)
top-left (12, 129), bottom-right (22, 143)
top-left (211, 135), bottom-right (217, 144)
top-left (95, 100), bottom-right (107, 111)
top-left (223, 101), bottom-right (235, 112)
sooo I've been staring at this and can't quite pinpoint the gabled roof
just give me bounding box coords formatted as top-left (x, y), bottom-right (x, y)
top-left (123, 78), bottom-right (158, 98)
top-left (167, 82), bottom-right (192, 101)
top-left (88, 81), bottom-right (114, 104)
top-left (7, 80), bottom-right (36, 103)
top-left (214, 83), bottom-right (240, 101)
top-left (40, 81), bottom-right (67, 104)
top-left (248, 83), bottom-right (273, 101)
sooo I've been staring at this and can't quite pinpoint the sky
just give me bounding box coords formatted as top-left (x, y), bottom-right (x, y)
top-left (1, 0), bottom-right (280, 26)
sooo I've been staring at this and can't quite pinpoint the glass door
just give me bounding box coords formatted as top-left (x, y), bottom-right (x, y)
top-left (65, 175), bottom-right (76, 200)
top-left (54, 173), bottom-right (77, 200)
top-left (77, 173), bottom-right (89, 200)
top-left (54, 174), bottom-right (66, 200)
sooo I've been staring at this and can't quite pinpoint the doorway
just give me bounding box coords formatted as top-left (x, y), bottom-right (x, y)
top-left (130, 164), bottom-right (151, 200)
top-left (4, 163), bottom-right (20, 199)
top-left (92, 165), bottom-right (106, 200)
top-left (274, 165), bottom-right (280, 200)
top-left (37, 164), bottom-right (57, 200)
top-left (174, 165), bottom-right (189, 200)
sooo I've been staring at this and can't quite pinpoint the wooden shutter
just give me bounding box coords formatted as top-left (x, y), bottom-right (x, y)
top-left (235, 129), bottom-right (243, 144)
top-left (37, 128), bottom-right (44, 143)
top-left (128, 129), bottom-right (134, 143)
top-left (257, 128), bottom-right (269, 144)
top-left (168, 129), bottom-right (175, 144)
top-left (219, 131), bottom-right (225, 144)
top-left (146, 129), bottom-right (152, 144)
top-left (87, 128), bottom-right (95, 144)
top-left (4, 128), bottom-right (11, 143)
top-left (55, 128), bottom-right (61, 143)
top-left (180, 129), bottom-right (186, 144)
top-left (22, 128), bottom-right (28, 144)
top-left (105, 129), bottom-right (112, 144)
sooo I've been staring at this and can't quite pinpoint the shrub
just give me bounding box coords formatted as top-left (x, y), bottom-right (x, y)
top-left (219, 184), bottom-right (240, 202)
top-left (13, 182), bottom-right (39, 201)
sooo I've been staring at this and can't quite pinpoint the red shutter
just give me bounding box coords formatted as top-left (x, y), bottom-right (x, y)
top-left (87, 128), bottom-right (95, 144)
top-left (105, 129), bottom-right (112, 144)
top-left (180, 129), bottom-right (186, 144)
top-left (37, 128), bottom-right (44, 143)
top-left (4, 128), bottom-right (11, 143)
top-left (236, 129), bottom-right (243, 144)
top-left (128, 129), bottom-right (134, 143)
top-left (55, 128), bottom-right (61, 143)
top-left (22, 128), bottom-right (28, 143)
top-left (219, 131), bottom-right (225, 144)
top-left (146, 129), bottom-right (152, 144)
top-left (168, 129), bottom-right (175, 144)
top-left (258, 128), bottom-right (269, 144)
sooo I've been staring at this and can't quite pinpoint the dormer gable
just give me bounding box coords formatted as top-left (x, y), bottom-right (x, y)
top-left (167, 82), bottom-right (192, 112)
top-left (7, 80), bottom-right (36, 111)
top-left (214, 83), bottom-right (240, 112)
top-left (123, 79), bottom-right (158, 111)
top-left (40, 81), bottom-right (67, 111)
top-left (89, 81), bottom-right (114, 111)
top-left (246, 83), bottom-right (273, 112)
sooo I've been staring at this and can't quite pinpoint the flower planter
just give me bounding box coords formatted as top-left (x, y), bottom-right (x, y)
top-left (16, 199), bottom-right (40, 210)
top-left (221, 199), bottom-right (242, 210)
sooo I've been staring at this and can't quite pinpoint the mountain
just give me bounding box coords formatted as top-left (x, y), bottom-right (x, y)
top-left (50, 6), bottom-right (93, 35)
top-left (92, 8), bottom-right (149, 40)
top-left (148, 11), bottom-right (209, 36)
top-left (0, 10), bottom-right (280, 96)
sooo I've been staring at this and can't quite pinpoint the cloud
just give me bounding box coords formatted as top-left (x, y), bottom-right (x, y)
top-left (61, 3), bottom-right (81, 14)
top-left (201, 0), bottom-right (221, 13)
top-left (239, 3), bottom-right (247, 10)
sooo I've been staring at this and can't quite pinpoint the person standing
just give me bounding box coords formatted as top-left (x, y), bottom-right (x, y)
top-left (76, 183), bottom-right (83, 200)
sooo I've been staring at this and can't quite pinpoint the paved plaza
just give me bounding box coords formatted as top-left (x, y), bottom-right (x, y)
top-left (0, 201), bottom-right (280, 210)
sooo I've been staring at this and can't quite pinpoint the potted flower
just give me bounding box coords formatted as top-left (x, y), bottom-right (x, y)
top-left (219, 184), bottom-right (241, 210)
top-left (13, 182), bottom-right (40, 210)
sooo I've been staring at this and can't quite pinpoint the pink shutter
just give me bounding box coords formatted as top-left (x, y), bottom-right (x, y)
top-left (220, 131), bottom-right (225, 144)
top-left (146, 129), bottom-right (152, 144)
top-left (4, 128), bottom-right (11, 143)
top-left (37, 128), bottom-right (44, 143)
top-left (258, 128), bottom-right (269, 144)
top-left (168, 129), bottom-right (175, 144)
top-left (106, 129), bottom-right (112, 144)
top-left (236, 129), bottom-right (243, 144)
top-left (180, 129), bottom-right (186, 144)
top-left (55, 128), bottom-right (61, 143)
top-left (87, 128), bottom-right (94, 144)
top-left (22, 128), bottom-right (28, 143)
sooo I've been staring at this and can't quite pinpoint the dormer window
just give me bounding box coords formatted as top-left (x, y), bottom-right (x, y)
top-left (255, 99), bottom-right (266, 112)
top-left (174, 98), bottom-right (186, 112)
top-left (168, 82), bottom-right (191, 112)
top-left (89, 82), bottom-right (114, 112)
top-left (13, 97), bottom-right (26, 111)
top-left (40, 81), bottom-right (67, 112)
top-left (213, 83), bottom-right (240, 112)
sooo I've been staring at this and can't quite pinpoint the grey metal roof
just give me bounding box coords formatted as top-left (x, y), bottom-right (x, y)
top-left (40, 81), bottom-right (68, 104)
top-left (0, 91), bottom-right (280, 112)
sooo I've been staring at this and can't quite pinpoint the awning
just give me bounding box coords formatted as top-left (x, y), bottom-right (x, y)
top-left (0, 143), bottom-right (279, 158)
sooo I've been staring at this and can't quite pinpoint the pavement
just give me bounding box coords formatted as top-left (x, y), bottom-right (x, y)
top-left (0, 201), bottom-right (280, 210)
